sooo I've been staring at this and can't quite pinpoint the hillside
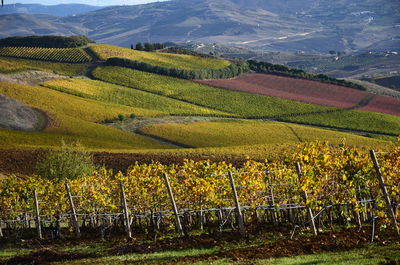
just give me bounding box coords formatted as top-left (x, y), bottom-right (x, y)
top-left (1, 0), bottom-right (399, 53)
top-left (0, 40), bottom-right (397, 158)
top-left (0, 3), bottom-right (103, 17)
top-left (0, 14), bottom-right (86, 39)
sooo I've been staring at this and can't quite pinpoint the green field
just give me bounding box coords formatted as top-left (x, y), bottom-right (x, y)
top-left (280, 110), bottom-right (400, 135)
top-left (0, 81), bottom-right (171, 150)
top-left (0, 56), bottom-right (89, 75)
top-left (92, 66), bottom-right (400, 136)
top-left (92, 66), bottom-right (335, 117)
top-left (90, 44), bottom-right (230, 70)
top-left (138, 120), bottom-right (387, 148)
top-left (0, 47), bottom-right (92, 63)
top-left (43, 78), bottom-right (229, 116)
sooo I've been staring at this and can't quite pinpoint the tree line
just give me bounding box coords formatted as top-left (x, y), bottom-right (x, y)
top-left (0, 35), bottom-right (95, 48)
top-left (132, 42), bottom-right (166, 51)
top-left (106, 57), bottom-right (249, 80)
top-left (247, 60), bottom-right (366, 91)
top-left (161, 47), bottom-right (214, 58)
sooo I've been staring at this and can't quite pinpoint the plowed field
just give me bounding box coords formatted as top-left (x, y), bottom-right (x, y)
top-left (359, 95), bottom-right (400, 116)
top-left (0, 149), bottom-right (252, 176)
top-left (197, 74), bottom-right (368, 108)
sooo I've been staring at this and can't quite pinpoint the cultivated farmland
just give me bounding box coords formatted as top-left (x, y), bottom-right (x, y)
top-left (43, 78), bottom-right (229, 116)
top-left (281, 109), bottom-right (400, 136)
top-left (0, 81), bottom-right (170, 150)
top-left (0, 47), bottom-right (92, 63)
top-left (197, 73), bottom-right (369, 109)
top-left (0, 56), bottom-right (89, 75)
top-left (358, 95), bottom-right (400, 116)
top-left (138, 120), bottom-right (387, 148)
top-left (92, 66), bottom-right (335, 118)
top-left (89, 44), bottom-right (230, 70)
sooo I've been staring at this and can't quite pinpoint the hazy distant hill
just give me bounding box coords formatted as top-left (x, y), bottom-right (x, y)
top-left (0, 3), bottom-right (103, 17)
top-left (0, 14), bottom-right (87, 38)
top-left (0, 0), bottom-right (399, 53)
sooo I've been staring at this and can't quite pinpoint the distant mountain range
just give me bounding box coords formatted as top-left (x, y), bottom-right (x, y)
top-left (0, 3), bottom-right (104, 17)
top-left (0, 0), bottom-right (399, 53)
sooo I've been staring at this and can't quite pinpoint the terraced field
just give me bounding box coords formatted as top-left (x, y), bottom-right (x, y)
top-left (0, 56), bottom-right (89, 75)
top-left (92, 66), bottom-right (335, 118)
top-left (89, 44), bottom-right (230, 70)
top-left (0, 47), bottom-right (92, 63)
top-left (0, 81), bottom-right (170, 150)
top-left (43, 78), bottom-right (229, 116)
top-left (138, 120), bottom-right (387, 148)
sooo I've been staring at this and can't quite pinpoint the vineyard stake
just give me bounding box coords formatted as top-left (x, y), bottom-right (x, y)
top-left (369, 150), bottom-right (400, 237)
top-left (119, 181), bottom-right (132, 239)
top-left (65, 183), bottom-right (81, 238)
top-left (267, 177), bottom-right (278, 226)
top-left (296, 163), bottom-right (318, 236)
top-left (163, 173), bottom-right (184, 236)
top-left (33, 190), bottom-right (43, 239)
top-left (228, 171), bottom-right (246, 236)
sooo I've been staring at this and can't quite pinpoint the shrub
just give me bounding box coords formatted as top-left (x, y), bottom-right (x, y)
top-left (36, 141), bottom-right (95, 180)
top-left (130, 113), bottom-right (136, 119)
top-left (118, 114), bottom-right (126, 121)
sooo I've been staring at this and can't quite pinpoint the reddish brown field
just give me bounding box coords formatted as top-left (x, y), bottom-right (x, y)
top-left (197, 74), bottom-right (368, 108)
top-left (359, 95), bottom-right (400, 116)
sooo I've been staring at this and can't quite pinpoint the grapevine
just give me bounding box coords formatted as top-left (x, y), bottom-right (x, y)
top-left (0, 141), bottom-right (399, 231)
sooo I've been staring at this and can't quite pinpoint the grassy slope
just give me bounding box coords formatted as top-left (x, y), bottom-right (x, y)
top-left (0, 82), bottom-right (171, 150)
top-left (90, 44), bottom-right (230, 70)
top-left (139, 120), bottom-right (388, 148)
top-left (93, 66), bottom-right (334, 117)
top-left (43, 78), bottom-right (229, 116)
top-left (281, 110), bottom-right (400, 135)
top-left (93, 67), bottom-right (400, 135)
top-left (0, 56), bottom-right (89, 76)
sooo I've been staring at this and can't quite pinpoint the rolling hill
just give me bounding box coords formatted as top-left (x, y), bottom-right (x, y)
top-left (0, 39), bottom-right (398, 159)
top-left (0, 0), bottom-right (399, 53)
top-left (0, 3), bottom-right (103, 17)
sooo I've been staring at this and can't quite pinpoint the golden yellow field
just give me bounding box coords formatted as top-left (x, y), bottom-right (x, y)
top-left (90, 44), bottom-right (230, 70)
top-left (139, 120), bottom-right (389, 148)
top-left (0, 56), bottom-right (89, 75)
top-left (0, 82), bottom-right (172, 150)
top-left (43, 78), bottom-right (228, 116)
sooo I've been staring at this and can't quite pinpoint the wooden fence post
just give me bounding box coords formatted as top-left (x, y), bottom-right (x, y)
top-left (120, 181), bottom-right (132, 239)
top-left (33, 190), bottom-right (43, 239)
top-left (296, 163), bottom-right (317, 236)
top-left (267, 175), bottom-right (278, 226)
top-left (163, 173), bottom-right (184, 236)
top-left (369, 150), bottom-right (400, 237)
top-left (228, 171), bottom-right (246, 236)
top-left (65, 183), bottom-right (80, 238)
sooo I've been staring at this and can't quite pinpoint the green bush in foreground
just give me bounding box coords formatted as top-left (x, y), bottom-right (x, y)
top-left (36, 141), bottom-right (95, 180)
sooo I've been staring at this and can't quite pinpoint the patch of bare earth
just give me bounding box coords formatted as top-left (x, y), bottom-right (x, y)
top-left (0, 70), bottom-right (66, 86)
top-left (0, 94), bottom-right (48, 131)
top-left (0, 149), bottom-right (252, 176)
top-left (0, 248), bottom-right (97, 265)
top-left (168, 228), bottom-right (398, 264)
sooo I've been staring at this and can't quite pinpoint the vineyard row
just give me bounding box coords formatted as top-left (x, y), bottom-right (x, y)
top-left (1, 149), bottom-right (399, 241)
top-left (0, 46), bottom-right (92, 63)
